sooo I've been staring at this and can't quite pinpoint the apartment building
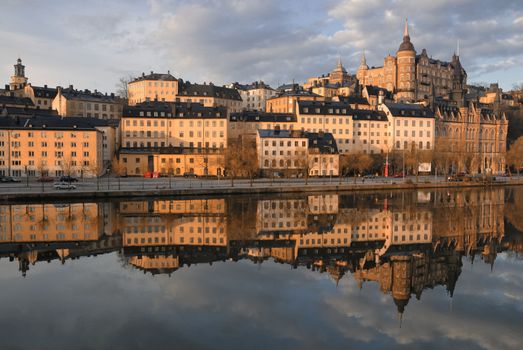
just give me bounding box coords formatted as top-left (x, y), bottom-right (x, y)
top-left (380, 102), bottom-right (435, 151)
top-left (229, 81), bottom-right (276, 111)
top-left (52, 86), bottom-right (124, 119)
top-left (0, 114), bottom-right (103, 177)
top-left (176, 81), bottom-right (242, 114)
top-left (228, 110), bottom-right (296, 141)
top-left (296, 100), bottom-right (389, 154)
top-left (128, 71), bottom-right (178, 105)
top-left (23, 84), bottom-right (57, 110)
top-left (256, 129), bottom-right (339, 177)
top-left (266, 89), bottom-right (324, 114)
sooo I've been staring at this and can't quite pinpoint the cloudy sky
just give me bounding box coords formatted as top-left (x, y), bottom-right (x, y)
top-left (1, 0), bottom-right (522, 93)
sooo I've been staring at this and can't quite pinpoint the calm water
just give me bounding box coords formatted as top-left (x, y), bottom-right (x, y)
top-left (1, 188), bottom-right (522, 350)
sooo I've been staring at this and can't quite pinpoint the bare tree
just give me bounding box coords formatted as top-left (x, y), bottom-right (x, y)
top-left (115, 75), bottom-right (134, 100)
top-left (507, 136), bottom-right (523, 176)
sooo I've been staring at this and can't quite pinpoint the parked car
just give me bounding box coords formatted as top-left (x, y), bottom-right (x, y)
top-left (447, 176), bottom-right (463, 182)
top-left (37, 176), bottom-right (54, 182)
top-left (53, 182), bottom-right (77, 190)
top-left (183, 172), bottom-right (198, 178)
top-left (0, 176), bottom-right (21, 183)
top-left (59, 175), bottom-right (78, 182)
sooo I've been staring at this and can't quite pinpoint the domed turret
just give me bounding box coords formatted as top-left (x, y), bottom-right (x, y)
top-left (398, 18), bottom-right (415, 53)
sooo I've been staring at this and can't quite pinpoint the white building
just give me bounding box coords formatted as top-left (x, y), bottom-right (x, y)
top-left (229, 81), bottom-right (276, 111)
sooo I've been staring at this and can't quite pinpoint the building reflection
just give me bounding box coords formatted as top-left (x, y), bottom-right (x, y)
top-left (0, 188), bottom-right (520, 316)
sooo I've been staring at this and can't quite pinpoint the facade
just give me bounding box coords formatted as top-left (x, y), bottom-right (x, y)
top-left (256, 129), bottom-right (339, 177)
top-left (119, 101), bottom-right (228, 176)
top-left (121, 102), bottom-right (227, 149)
top-left (128, 71), bottom-right (178, 105)
top-left (304, 59), bottom-right (356, 91)
top-left (435, 101), bottom-right (507, 174)
top-left (52, 86), bottom-right (123, 119)
top-left (380, 102), bottom-right (435, 152)
top-left (356, 20), bottom-right (467, 103)
top-left (0, 114), bottom-right (103, 178)
top-left (228, 110), bottom-right (296, 141)
top-left (266, 89), bottom-right (324, 114)
top-left (23, 84), bottom-right (57, 110)
top-left (296, 100), bottom-right (389, 154)
top-left (229, 81), bottom-right (276, 111)
top-left (176, 81), bottom-right (242, 114)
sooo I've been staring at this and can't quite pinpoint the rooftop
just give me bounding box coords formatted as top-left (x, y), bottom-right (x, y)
top-left (230, 110), bottom-right (296, 123)
top-left (178, 82), bottom-right (242, 101)
top-left (257, 129), bottom-right (306, 139)
top-left (130, 72), bottom-right (177, 83)
top-left (0, 114), bottom-right (99, 131)
top-left (123, 101), bottom-right (227, 119)
top-left (384, 102), bottom-right (435, 118)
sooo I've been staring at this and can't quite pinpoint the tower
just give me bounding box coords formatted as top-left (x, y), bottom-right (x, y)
top-left (450, 53), bottom-right (467, 108)
top-left (356, 50), bottom-right (369, 85)
top-left (330, 57), bottom-right (349, 86)
top-left (10, 58), bottom-right (28, 91)
top-left (395, 19), bottom-right (416, 101)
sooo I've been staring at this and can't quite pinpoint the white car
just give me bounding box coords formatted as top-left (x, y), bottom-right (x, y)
top-left (53, 182), bottom-right (77, 190)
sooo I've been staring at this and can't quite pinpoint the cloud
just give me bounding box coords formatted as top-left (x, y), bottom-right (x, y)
top-left (0, 0), bottom-right (521, 92)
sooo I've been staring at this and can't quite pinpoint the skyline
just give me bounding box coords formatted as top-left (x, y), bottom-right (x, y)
top-left (1, 0), bottom-right (522, 94)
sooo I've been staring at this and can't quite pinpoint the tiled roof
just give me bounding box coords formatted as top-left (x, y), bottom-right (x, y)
top-left (297, 100), bottom-right (351, 115)
top-left (123, 101), bottom-right (226, 119)
top-left (0, 114), bottom-right (98, 131)
top-left (59, 87), bottom-right (121, 103)
top-left (230, 111), bottom-right (296, 123)
top-left (178, 82), bottom-right (242, 101)
top-left (0, 95), bottom-right (35, 107)
top-left (306, 132), bottom-right (338, 154)
top-left (384, 102), bottom-right (435, 118)
top-left (131, 72), bottom-right (177, 83)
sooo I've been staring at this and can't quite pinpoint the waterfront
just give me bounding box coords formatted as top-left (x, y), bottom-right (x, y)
top-left (1, 187), bottom-right (522, 349)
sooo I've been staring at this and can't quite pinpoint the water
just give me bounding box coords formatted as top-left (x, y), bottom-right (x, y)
top-left (1, 187), bottom-right (522, 349)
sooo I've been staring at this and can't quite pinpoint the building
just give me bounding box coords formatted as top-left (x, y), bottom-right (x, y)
top-left (23, 84), bottom-right (58, 110)
top-left (256, 129), bottom-right (339, 177)
top-left (304, 59), bottom-right (356, 90)
top-left (52, 86), bottom-right (123, 119)
top-left (266, 88), bottom-right (324, 114)
top-left (380, 102), bottom-right (435, 152)
top-left (121, 101), bottom-right (227, 149)
top-left (0, 94), bottom-right (35, 109)
top-left (356, 19), bottom-right (467, 103)
top-left (0, 114), bottom-right (103, 177)
top-left (296, 100), bottom-right (389, 154)
top-left (118, 101), bottom-right (228, 176)
top-left (229, 81), bottom-right (276, 111)
top-left (228, 110), bottom-right (296, 141)
top-left (176, 81), bottom-right (242, 114)
top-left (128, 71), bottom-right (178, 105)
top-left (435, 101), bottom-right (507, 174)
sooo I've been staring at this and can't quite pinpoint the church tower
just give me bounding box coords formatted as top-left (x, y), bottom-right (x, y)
top-left (395, 19), bottom-right (416, 102)
top-left (10, 58), bottom-right (28, 91)
top-left (450, 52), bottom-right (467, 108)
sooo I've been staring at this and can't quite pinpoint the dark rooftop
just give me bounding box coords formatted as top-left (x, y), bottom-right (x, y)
top-left (178, 82), bottom-right (241, 101)
top-left (0, 94), bottom-right (35, 107)
top-left (306, 132), bottom-right (338, 154)
top-left (131, 72), bottom-right (177, 83)
top-left (384, 102), bottom-right (435, 118)
top-left (59, 86), bottom-right (120, 103)
top-left (257, 129), bottom-right (306, 139)
top-left (352, 109), bottom-right (388, 122)
top-left (30, 85), bottom-right (58, 99)
top-left (230, 110), bottom-right (296, 123)
top-left (123, 101), bottom-right (227, 119)
top-left (298, 100), bottom-right (351, 115)
top-left (0, 114), bottom-right (98, 131)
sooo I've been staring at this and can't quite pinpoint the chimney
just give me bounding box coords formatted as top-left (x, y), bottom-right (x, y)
top-left (142, 72), bottom-right (145, 77)
top-left (69, 84), bottom-right (73, 90)
top-left (150, 71), bottom-right (153, 75)
top-left (44, 84), bottom-right (47, 88)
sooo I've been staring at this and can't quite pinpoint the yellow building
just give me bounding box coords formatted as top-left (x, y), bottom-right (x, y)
top-left (0, 114), bottom-right (104, 177)
top-left (121, 101), bottom-right (227, 149)
top-left (266, 89), bottom-right (324, 114)
top-left (128, 71), bottom-right (179, 105)
top-left (52, 86), bottom-right (123, 119)
top-left (0, 203), bottom-right (101, 243)
top-left (296, 100), bottom-right (390, 154)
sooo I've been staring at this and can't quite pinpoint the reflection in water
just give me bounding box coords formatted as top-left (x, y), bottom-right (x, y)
top-left (1, 188), bottom-right (521, 322)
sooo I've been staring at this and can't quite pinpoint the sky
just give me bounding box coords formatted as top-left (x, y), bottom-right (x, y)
top-left (1, 0), bottom-right (522, 94)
